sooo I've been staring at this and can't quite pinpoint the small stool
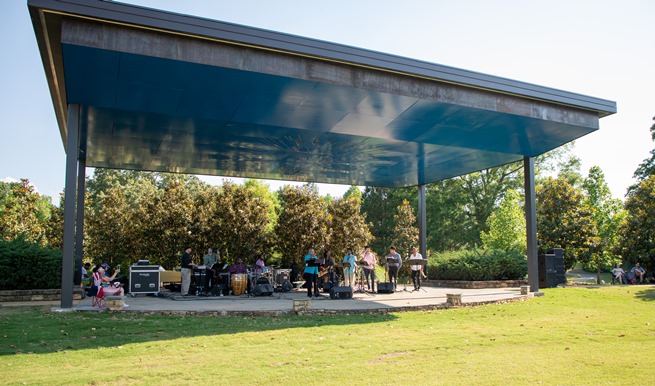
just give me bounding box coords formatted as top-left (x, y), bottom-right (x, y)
top-left (105, 296), bottom-right (126, 311)
top-left (446, 293), bottom-right (462, 307)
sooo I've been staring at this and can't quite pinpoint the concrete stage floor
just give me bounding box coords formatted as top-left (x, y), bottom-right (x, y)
top-left (73, 285), bottom-right (529, 315)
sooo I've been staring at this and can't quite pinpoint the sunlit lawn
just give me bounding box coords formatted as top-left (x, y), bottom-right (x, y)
top-left (1, 286), bottom-right (653, 385)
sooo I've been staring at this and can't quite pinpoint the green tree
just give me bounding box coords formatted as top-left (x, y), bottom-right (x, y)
top-left (426, 179), bottom-right (476, 252)
top-left (619, 175), bottom-right (655, 271)
top-left (480, 189), bottom-right (526, 253)
top-left (145, 177), bottom-right (195, 268)
top-left (392, 199), bottom-right (419, 283)
top-left (274, 185), bottom-right (329, 266)
top-left (556, 155), bottom-right (584, 188)
top-left (361, 186), bottom-right (415, 255)
top-left (85, 184), bottom-right (135, 267)
top-left (0, 179), bottom-right (49, 244)
top-left (582, 166), bottom-right (626, 283)
top-left (326, 195), bottom-right (372, 258)
top-left (343, 186), bottom-right (362, 202)
top-left (212, 181), bottom-right (273, 263)
top-left (628, 116), bottom-right (655, 195)
top-left (536, 177), bottom-right (597, 270)
top-left (86, 169), bottom-right (159, 266)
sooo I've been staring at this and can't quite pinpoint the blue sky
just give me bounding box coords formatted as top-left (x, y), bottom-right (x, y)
top-left (2, 0), bottom-right (653, 201)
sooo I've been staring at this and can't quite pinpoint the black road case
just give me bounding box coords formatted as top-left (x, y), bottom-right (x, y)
top-left (129, 265), bottom-right (160, 296)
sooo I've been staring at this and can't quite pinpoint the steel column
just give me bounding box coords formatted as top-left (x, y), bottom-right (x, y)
top-left (61, 104), bottom-right (80, 309)
top-left (418, 184), bottom-right (427, 258)
top-left (524, 157), bottom-right (538, 292)
top-left (73, 157), bottom-right (86, 285)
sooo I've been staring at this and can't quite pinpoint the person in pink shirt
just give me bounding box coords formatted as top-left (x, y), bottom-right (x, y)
top-left (359, 245), bottom-right (377, 292)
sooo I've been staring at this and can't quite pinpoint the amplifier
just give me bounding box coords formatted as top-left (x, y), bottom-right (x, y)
top-left (329, 286), bottom-right (352, 299)
top-left (252, 283), bottom-right (274, 296)
top-left (377, 282), bottom-right (395, 294)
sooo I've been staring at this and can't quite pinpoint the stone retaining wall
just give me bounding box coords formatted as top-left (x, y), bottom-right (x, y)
top-left (423, 279), bottom-right (528, 289)
top-left (0, 289), bottom-right (84, 302)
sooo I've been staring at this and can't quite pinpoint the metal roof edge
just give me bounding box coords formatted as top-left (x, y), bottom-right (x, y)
top-left (28, 0), bottom-right (616, 116)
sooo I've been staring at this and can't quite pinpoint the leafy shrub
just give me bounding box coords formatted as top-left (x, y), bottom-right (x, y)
top-left (0, 237), bottom-right (62, 290)
top-left (428, 249), bottom-right (527, 281)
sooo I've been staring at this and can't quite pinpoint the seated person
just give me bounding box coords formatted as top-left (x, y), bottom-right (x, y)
top-left (611, 263), bottom-right (625, 284)
top-left (253, 256), bottom-right (266, 274)
top-left (631, 263), bottom-right (646, 284)
top-left (81, 262), bottom-right (92, 288)
top-left (92, 264), bottom-right (125, 297)
top-left (229, 258), bottom-right (247, 274)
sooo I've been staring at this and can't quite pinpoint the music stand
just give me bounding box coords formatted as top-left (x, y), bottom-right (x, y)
top-left (355, 261), bottom-right (371, 293)
top-left (307, 258), bottom-right (325, 267)
top-left (407, 258), bottom-right (427, 292)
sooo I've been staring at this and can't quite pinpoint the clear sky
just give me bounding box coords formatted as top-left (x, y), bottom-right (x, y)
top-left (2, 0), bottom-right (653, 201)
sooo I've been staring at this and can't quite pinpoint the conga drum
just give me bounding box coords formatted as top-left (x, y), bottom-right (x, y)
top-left (231, 273), bottom-right (247, 296)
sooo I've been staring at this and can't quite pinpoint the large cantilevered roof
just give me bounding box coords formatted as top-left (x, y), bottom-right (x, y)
top-left (28, 0), bottom-right (616, 188)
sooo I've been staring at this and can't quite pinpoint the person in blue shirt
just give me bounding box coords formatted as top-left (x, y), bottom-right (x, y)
top-left (343, 248), bottom-right (357, 288)
top-left (303, 248), bottom-right (320, 298)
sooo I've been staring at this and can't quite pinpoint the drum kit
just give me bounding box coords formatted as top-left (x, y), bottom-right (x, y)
top-left (193, 265), bottom-right (293, 296)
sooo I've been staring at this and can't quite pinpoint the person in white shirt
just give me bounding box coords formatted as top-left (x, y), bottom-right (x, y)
top-left (611, 263), bottom-right (625, 284)
top-left (407, 247), bottom-right (424, 291)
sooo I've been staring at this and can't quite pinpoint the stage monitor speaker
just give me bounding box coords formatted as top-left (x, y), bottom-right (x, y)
top-left (329, 286), bottom-right (353, 299)
top-left (252, 283), bottom-right (274, 296)
top-left (281, 281), bottom-right (293, 292)
top-left (377, 282), bottom-right (395, 294)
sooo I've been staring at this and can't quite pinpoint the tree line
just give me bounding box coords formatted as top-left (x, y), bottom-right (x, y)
top-left (2, 117), bottom-right (655, 279)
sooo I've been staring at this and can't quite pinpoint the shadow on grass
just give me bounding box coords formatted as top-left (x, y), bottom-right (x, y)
top-left (0, 305), bottom-right (399, 356)
top-left (634, 287), bottom-right (655, 302)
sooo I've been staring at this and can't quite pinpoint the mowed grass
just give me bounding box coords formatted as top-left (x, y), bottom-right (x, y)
top-left (1, 286), bottom-right (654, 385)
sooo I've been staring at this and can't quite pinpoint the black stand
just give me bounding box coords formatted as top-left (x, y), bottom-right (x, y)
top-left (355, 261), bottom-right (371, 294)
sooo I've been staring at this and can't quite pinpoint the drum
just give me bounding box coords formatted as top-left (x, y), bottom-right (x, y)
top-left (231, 273), bottom-right (248, 296)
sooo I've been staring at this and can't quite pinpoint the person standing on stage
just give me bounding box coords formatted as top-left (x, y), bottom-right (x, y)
top-left (180, 246), bottom-right (194, 296)
top-left (360, 245), bottom-right (377, 292)
top-left (203, 248), bottom-right (218, 292)
top-left (343, 248), bottom-right (357, 287)
top-left (407, 247), bottom-right (423, 291)
top-left (387, 246), bottom-right (402, 289)
top-left (303, 248), bottom-right (320, 298)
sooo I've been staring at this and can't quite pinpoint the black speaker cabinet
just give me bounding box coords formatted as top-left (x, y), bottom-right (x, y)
top-left (377, 282), bottom-right (395, 294)
top-left (329, 286), bottom-right (353, 299)
top-left (252, 283), bottom-right (274, 296)
top-left (322, 281), bottom-right (333, 292)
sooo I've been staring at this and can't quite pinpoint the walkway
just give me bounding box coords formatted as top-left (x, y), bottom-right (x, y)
top-left (72, 285), bottom-right (529, 315)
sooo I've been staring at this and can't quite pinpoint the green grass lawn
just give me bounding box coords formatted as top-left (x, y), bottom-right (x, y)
top-left (1, 286), bottom-right (654, 385)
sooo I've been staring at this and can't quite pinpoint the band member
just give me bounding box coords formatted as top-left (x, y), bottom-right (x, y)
top-left (407, 247), bottom-right (423, 291)
top-left (303, 248), bottom-right (320, 298)
top-left (322, 251), bottom-right (335, 285)
top-left (254, 256), bottom-right (266, 274)
top-left (203, 248), bottom-right (218, 292)
top-left (387, 246), bottom-right (402, 289)
top-left (229, 258), bottom-right (247, 274)
top-left (360, 245), bottom-right (377, 292)
top-left (343, 248), bottom-right (357, 287)
top-left (180, 246), bottom-right (195, 296)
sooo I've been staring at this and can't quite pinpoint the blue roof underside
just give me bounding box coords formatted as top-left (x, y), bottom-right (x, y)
top-left (63, 44), bottom-right (595, 187)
